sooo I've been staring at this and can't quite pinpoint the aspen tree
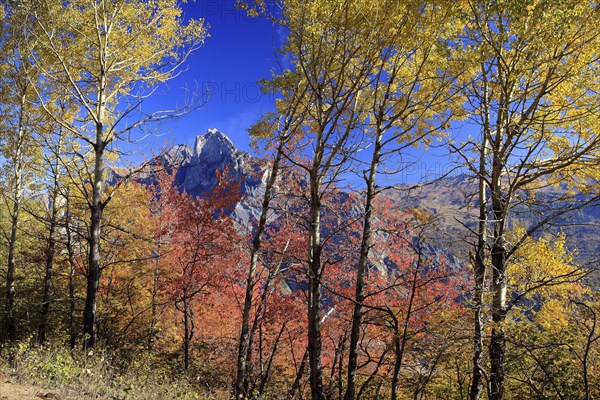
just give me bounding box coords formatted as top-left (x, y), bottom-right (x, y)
top-left (454, 2), bottom-right (600, 399)
top-left (24, 0), bottom-right (206, 348)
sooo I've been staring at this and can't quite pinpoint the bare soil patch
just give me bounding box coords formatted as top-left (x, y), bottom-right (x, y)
top-left (0, 371), bottom-right (102, 400)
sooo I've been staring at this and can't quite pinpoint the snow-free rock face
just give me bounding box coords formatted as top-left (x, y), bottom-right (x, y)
top-left (156, 129), bottom-right (267, 225)
top-left (162, 144), bottom-right (193, 167)
top-left (193, 128), bottom-right (237, 165)
top-left (164, 129), bottom-right (263, 198)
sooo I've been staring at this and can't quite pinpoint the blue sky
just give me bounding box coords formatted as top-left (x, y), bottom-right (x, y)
top-left (132, 0), bottom-right (465, 184)
top-left (138, 0), bottom-right (281, 156)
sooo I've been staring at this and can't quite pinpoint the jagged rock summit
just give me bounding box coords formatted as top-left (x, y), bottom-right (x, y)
top-left (193, 128), bottom-right (238, 164)
top-left (163, 129), bottom-right (263, 197)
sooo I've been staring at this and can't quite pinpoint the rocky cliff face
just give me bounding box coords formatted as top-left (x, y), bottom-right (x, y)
top-left (158, 129), bottom-right (266, 225)
top-left (161, 129), bottom-right (264, 197)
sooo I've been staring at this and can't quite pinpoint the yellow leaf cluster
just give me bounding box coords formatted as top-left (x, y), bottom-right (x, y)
top-left (508, 227), bottom-right (584, 301)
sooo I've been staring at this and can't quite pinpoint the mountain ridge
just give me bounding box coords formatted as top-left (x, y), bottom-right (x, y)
top-left (157, 129), bottom-right (599, 272)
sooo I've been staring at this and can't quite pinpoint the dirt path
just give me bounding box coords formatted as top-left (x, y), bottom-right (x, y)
top-left (0, 380), bottom-right (61, 400)
top-left (0, 371), bottom-right (95, 400)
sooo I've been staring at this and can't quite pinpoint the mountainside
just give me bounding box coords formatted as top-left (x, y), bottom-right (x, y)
top-left (157, 129), bottom-right (267, 224)
top-left (159, 129), bottom-right (265, 196)
top-left (390, 175), bottom-right (600, 268)
top-left (159, 130), bottom-right (599, 271)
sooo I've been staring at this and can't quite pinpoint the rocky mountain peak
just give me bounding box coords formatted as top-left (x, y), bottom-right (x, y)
top-left (161, 129), bottom-right (263, 201)
top-left (193, 128), bottom-right (238, 164)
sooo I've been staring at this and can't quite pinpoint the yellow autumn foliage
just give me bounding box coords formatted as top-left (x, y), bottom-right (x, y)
top-left (508, 227), bottom-right (585, 301)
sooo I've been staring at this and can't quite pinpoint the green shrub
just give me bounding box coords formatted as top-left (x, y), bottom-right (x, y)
top-left (0, 339), bottom-right (225, 399)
